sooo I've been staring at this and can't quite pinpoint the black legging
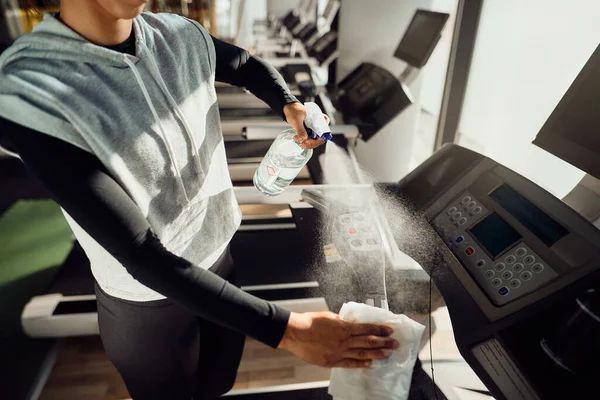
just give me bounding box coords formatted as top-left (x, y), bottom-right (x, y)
top-left (95, 248), bottom-right (245, 400)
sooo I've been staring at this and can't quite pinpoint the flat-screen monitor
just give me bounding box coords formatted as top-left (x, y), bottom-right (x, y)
top-left (533, 43), bottom-right (600, 180)
top-left (394, 10), bottom-right (450, 68)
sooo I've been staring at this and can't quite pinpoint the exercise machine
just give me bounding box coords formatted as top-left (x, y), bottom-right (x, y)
top-left (331, 9), bottom-right (449, 141)
top-left (220, 8), bottom-right (448, 142)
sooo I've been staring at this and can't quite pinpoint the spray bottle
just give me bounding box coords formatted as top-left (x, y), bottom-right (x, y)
top-left (253, 102), bottom-right (332, 196)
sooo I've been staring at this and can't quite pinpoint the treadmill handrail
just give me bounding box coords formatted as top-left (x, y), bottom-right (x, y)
top-left (234, 184), bottom-right (371, 205)
top-left (244, 124), bottom-right (359, 140)
top-left (264, 57), bottom-right (318, 68)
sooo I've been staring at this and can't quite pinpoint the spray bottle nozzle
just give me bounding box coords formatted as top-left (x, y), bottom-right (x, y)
top-left (303, 102), bottom-right (332, 142)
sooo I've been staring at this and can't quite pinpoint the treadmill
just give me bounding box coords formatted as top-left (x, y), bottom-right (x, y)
top-left (32, 140), bottom-right (600, 399)
top-left (330, 10), bottom-right (449, 141)
top-left (19, 12), bottom-right (600, 400)
top-left (216, 0), bottom-right (340, 112)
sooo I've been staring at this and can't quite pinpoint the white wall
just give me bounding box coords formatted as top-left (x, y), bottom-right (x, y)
top-left (337, 0), bottom-right (433, 182)
top-left (231, 0), bottom-right (267, 48)
top-left (458, 0), bottom-right (600, 199)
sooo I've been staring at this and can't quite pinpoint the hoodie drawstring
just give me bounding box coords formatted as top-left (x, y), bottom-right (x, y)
top-left (123, 55), bottom-right (191, 204)
top-left (138, 42), bottom-right (201, 162)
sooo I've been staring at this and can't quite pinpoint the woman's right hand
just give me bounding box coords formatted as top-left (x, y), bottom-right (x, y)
top-left (278, 311), bottom-right (399, 368)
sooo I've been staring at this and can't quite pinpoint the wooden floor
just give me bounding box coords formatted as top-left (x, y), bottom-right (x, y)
top-left (38, 310), bottom-right (442, 400)
top-left (39, 335), bottom-right (331, 400)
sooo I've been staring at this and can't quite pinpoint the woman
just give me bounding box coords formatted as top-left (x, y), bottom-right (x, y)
top-left (0, 1), bottom-right (398, 398)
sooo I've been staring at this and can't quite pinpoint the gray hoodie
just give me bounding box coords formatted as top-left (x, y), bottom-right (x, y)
top-left (0, 12), bottom-right (242, 301)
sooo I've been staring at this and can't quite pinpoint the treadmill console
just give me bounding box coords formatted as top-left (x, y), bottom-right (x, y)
top-left (433, 189), bottom-right (559, 306)
top-left (333, 63), bottom-right (412, 140)
top-left (283, 12), bottom-right (302, 31)
top-left (307, 31), bottom-right (338, 65)
top-left (394, 144), bottom-right (600, 400)
top-left (337, 211), bottom-right (382, 252)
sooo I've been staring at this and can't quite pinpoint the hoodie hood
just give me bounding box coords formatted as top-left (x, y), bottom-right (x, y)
top-left (1, 13), bottom-right (142, 68)
top-left (0, 12), bottom-right (242, 302)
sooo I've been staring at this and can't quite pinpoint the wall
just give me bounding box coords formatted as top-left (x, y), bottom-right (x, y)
top-left (266, 0), bottom-right (302, 18)
top-left (457, 0), bottom-right (600, 199)
top-left (336, 0), bottom-right (433, 182)
top-left (230, 0), bottom-right (267, 48)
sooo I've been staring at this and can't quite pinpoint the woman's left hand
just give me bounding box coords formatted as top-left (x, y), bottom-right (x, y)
top-left (283, 102), bottom-right (330, 150)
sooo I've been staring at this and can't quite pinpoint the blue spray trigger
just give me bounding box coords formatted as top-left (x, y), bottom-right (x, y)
top-left (304, 122), bottom-right (332, 142)
top-left (302, 102), bottom-right (332, 142)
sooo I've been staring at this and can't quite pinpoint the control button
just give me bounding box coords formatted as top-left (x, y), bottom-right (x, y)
top-left (348, 227), bottom-right (357, 235)
top-left (461, 196), bottom-right (471, 205)
top-left (465, 247), bottom-right (475, 256)
top-left (515, 247), bottom-right (527, 257)
top-left (341, 216), bottom-right (352, 224)
top-left (351, 240), bottom-right (363, 248)
top-left (452, 212), bottom-right (462, 221)
top-left (498, 287), bottom-right (510, 296)
top-left (532, 263), bottom-right (544, 273)
top-left (523, 255), bottom-right (535, 265)
top-left (458, 217), bottom-right (468, 225)
top-left (367, 238), bottom-right (378, 246)
top-left (484, 270), bottom-right (495, 279)
top-left (466, 201), bottom-right (477, 209)
top-left (472, 206), bottom-right (482, 215)
top-left (476, 259), bottom-right (486, 268)
top-left (505, 255), bottom-right (516, 264)
top-left (513, 263), bottom-right (524, 273)
top-left (455, 236), bottom-right (464, 244)
top-left (494, 263), bottom-right (506, 272)
top-left (491, 278), bottom-right (502, 288)
top-left (509, 279), bottom-right (522, 289)
top-left (521, 271), bottom-right (533, 281)
top-left (447, 207), bottom-right (458, 215)
top-left (354, 214), bottom-right (365, 222)
top-left (501, 270), bottom-right (513, 280)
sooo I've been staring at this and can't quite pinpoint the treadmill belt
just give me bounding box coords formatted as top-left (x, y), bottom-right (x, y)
top-left (225, 140), bottom-right (272, 159)
top-left (219, 108), bottom-right (281, 120)
top-left (216, 86), bottom-right (247, 94)
top-left (48, 242), bottom-right (95, 296)
top-left (224, 388), bottom-right (330, 399)
top-left (231, 229), bottom-right (318, 287)
top-left (47, 228), bottom-right (318, 297)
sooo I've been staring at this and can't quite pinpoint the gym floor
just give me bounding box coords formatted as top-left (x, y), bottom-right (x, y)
top-left (38, 336), bottom-right (330, 400)
top-left (36, 310), bottom-right (460, 400)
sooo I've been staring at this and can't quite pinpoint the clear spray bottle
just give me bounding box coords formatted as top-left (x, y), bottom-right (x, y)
top-left (253, 102), bottom-right (331, 196)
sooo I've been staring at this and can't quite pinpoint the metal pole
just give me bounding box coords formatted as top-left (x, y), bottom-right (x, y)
top-left (434, 0), bottom-right (484, 150)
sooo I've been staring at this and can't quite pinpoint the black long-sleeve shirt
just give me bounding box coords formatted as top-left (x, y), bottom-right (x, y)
top-left (0, 31), bottom-right (298, 348)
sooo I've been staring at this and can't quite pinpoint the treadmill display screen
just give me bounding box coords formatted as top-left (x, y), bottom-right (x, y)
top-left (470, 213), bottom-right (522, 259)
top-left (394, 10), bottom-right (449, 67)
top-left (490, 184), bottom-right (568, 246)
top-left (52, 300), bottom-right (98, 315)
top-left (314, 32), bottom-right (335, 52)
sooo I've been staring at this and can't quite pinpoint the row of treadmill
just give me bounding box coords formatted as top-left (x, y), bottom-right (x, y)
top-left (21, 2), bottom-right (600, 400)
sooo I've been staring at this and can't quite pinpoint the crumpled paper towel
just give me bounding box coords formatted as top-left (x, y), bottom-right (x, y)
top-left (328, 302), bottom-right (426, 400)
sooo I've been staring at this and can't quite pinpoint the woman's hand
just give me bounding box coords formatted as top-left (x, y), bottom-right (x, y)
top-left (278, 311), bottom-right (399, 368)
top-left (283, 102), bottom-right (330, 150)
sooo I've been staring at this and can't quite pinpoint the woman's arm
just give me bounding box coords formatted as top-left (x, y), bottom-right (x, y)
top-left (2, 117), bottom-right (289, 348)
top-left (2, 118), bottom-right (398, 367)
top-left (211, 36), bottom-right (326, 149)
top-left (211, 35), bottom-right (299, 119)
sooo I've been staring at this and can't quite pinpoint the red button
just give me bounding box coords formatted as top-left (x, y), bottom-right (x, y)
top-left (348, 228), bottom-right (357, 235)
top-left (465, 247), bottom-right (475, 256)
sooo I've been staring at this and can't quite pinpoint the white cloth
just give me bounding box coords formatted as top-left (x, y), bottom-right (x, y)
top-left (329, 302), bottom-right (426, 400)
